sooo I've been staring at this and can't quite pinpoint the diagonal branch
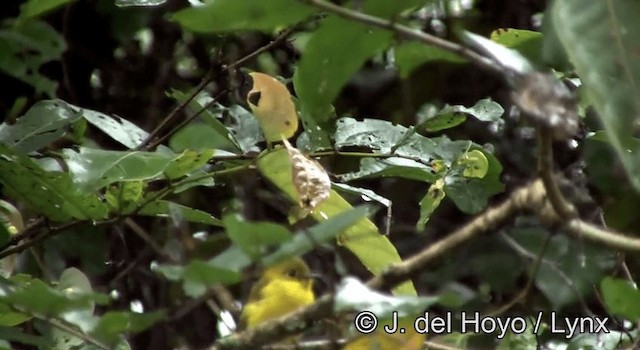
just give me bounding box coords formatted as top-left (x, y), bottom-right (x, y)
top-left (298, 0), bottom-right (502, 75)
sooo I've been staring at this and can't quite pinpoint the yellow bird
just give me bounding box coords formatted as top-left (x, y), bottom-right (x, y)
top-left (239, 258), bottom-right (315, 330)
top-left (243, 72), bottom-right (299, 143)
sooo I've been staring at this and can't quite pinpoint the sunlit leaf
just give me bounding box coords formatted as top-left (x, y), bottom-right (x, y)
top-left (257, 148), bottom-right (416, 295)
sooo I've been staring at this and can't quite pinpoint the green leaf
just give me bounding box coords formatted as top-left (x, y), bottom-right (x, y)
top-left (0, 100), bottom-right (82, 153)
top-left (138, 200), bottom-right (222, 226)
top-left (63, 147), bottom-right (173, 191)
top-left (262, 206), bottom-right (370, 266)
top-left (417, 98), bottom-right (504, 132)
top-left (164, 149), bottom-right (215, 179)
top-left (490, 28), bottom-right (543, 65)
top-left (395, 41), bottom-right (466, 78)
top-left (511, 227), bottom-right (616, 309)
top-left (0, 303), bottom-right (31, 326)
top-left (184, 261), bottom-right (241, 295)
top-left (0, 144), bottom-right (108, 221)
top-left (224, 105), bottom-right (265, 153)
top-left (339, 157), bottom-right (438, 183)
top-left (19, 0), bottom-right (73, 18)
top-left (223, 214), bottom-right (292, 260)
top-left (172, 0), bottom-right (315, 33)
top-left (257, 148), bottom-right (416, 296)
top-left (444, 148), bottom-right (502, 214)
top-left (294, 11), bottom-right (393, 149)
top-left (0, 327), bottom-right (46, 347)
top-left (78, 104), bottom-right (170, 151)
top-left (417, 179), bottom-right (445, 231)
top-left (0, 20), bottom-right (65, 96)
top-left (105, 181), bottom-right (145, 212)
top-left (1, 274), bottom-right (108, 317)
top-left (600, 277), bottom-right (640, 320)
top-left (168, 90), bottom-right (242, 152)
top-left (456, 149), bottom-right (489, 178)
top-left (334, 117), bottom-right (503, 213)
top-left (550, 0), bottom-right (640, 192)
top-left (92, 311), bottom-right (165, 346)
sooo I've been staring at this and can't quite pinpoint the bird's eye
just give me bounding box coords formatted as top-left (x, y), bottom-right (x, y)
top-left (286, 268), bottom-right (298, 278)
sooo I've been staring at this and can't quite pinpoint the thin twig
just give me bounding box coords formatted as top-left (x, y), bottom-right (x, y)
top-left (42, 317), bottom-right (110, 350)
top-left (136, 28), bottom-right (295, 151)
top-left (144, 89), bottom-right (228, 151)
top-left (213, 180), bottom-right (547, 349)
top-left (487, 232), bottom-right (552, 317)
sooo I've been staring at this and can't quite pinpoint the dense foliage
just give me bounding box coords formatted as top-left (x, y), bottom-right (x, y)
top-left (1, 0), bottom-right (640, 349)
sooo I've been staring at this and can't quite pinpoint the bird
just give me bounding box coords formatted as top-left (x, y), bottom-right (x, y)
top-left (239, 257), bottom-right (315, 330)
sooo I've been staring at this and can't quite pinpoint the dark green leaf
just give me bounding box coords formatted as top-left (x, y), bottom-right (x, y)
top-left (417, 98), bottom-right (504, 132)
top-left (550, 0), bottom-right (640, 192)
top-left (0, 327), bottom-right (46, 347)
top-left (395, 41), bottom-right (466, 78)
top-left (294, 14), bottom-right (393, 149)
top-left (511, 227), bottom-right (616, 309)
top-left (223, 214), bottom-right (292, 260)
top-left (92, 311), bottom-right (165, 345)
top-left (172, 0), bottom-right (315, 33)
top-left (138, 200), bottom-right (222, 226)
top-left (334, 118), bottom-right (503, 212)
top-left (20, 0), bottom-right (73, 18)
top-left (0, 144), bottom-right (108, 221)
top-left (0, 100), bottom-right (82, 153)
top-left (0, 20), bottom-right (65, 96)
top-left (168, 91), bottom-right (242, 152)
top-left (600, 277), bottom-right (640, 320)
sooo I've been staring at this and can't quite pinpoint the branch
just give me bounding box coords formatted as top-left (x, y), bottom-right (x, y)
top-left (298, 0), bottom-right (503, 75)
top-left (212, 180), bottom-right (547, 348)
top-left (536, 128), bottom-right (577, 219)
top-left (136, 28), bottom-right (295, 151)
top-left (367, 179), bottom-right (546, 291)
top-left (0, 165), bottom-right (250, 259)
